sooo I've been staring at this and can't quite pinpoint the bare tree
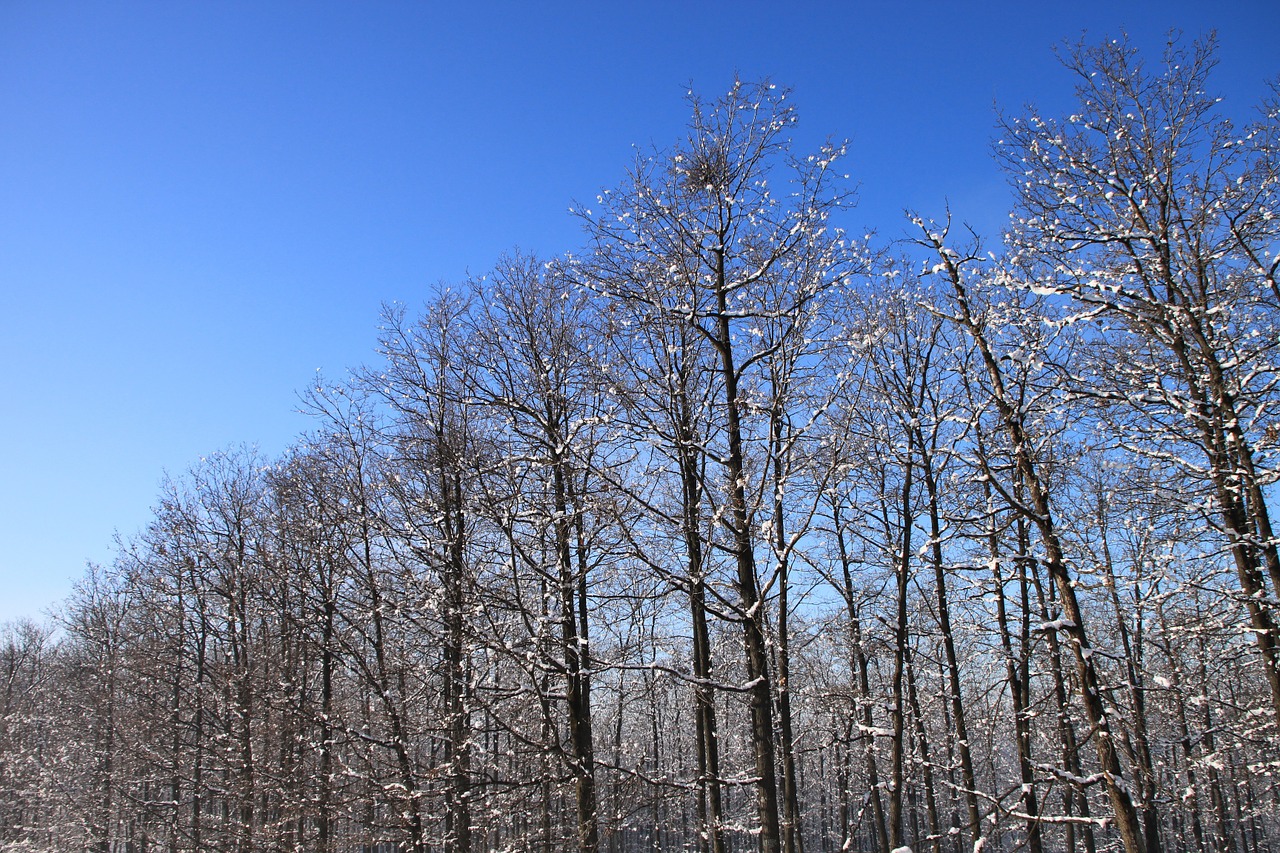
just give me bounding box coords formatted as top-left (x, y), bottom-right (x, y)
top-left (923, 224), bottom-right (1149, 853)
top-left (580, 78), bottom-right (858, 853)
top-left (467, 254), bottom-right (615, 853)
top-left (998, 34), bottom-right (1280, 727)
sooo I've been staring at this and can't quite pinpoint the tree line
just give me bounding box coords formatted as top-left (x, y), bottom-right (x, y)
top-left (2, 35), bottom-right (1278, 853)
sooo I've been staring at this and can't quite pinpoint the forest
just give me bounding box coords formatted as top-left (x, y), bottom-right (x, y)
top-left (2, 35), bottom-right (1279, 853)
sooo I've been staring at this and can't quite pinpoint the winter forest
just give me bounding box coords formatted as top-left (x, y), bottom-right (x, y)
top-left (4, 35), bottom-right (1280, 853)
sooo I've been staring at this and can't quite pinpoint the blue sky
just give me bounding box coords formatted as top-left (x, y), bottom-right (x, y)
top-left (1, 1), bottom-right (1276, 624)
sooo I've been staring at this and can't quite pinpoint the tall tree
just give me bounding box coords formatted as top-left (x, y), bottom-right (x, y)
top-left (924, 224), bottom-right (1149, 853)
top-left (468, 254), bottom-right (615, 853)
top-left (998, 35), bottom-right (1280, 726)
top-left (371, 294), bottom-right (483, 853)
top-left (581, 78), bottom-right (858, 853)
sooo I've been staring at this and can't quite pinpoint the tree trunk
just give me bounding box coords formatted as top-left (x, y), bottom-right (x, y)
top-left (832, 500), bottom-right (890, 853)
top-left (920, 452), bottom-right (982, 848)
top-left (713, 248), bottom-right (782, 853)
top-left (933, 240), bottom-right (1148, 853)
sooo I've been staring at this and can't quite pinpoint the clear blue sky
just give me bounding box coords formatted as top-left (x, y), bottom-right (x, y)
top-left (2, 1), bottom-right (1276, 624)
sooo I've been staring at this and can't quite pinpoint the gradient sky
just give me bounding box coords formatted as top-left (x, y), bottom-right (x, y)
top-left (2, 1), bottom-right (1276, 624)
